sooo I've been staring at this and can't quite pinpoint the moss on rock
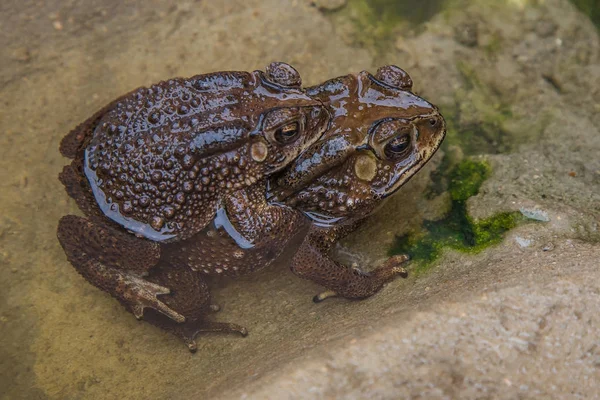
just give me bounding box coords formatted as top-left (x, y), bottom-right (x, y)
top-left (390, 159), bottom-right (527, 273)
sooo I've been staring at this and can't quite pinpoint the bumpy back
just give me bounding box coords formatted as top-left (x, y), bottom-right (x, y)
top-left (81, 70), bottom-right (323, 241)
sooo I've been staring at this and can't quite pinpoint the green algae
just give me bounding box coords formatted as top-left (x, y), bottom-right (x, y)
top-left (442, 62), bottom-right (515, 155)
top-left (331, 0), bottom-right (449, 50)
top-left (447, 156), bottom-right (489, 201)
top-left (569, 0), bottom-right (600, 29)
top-left (390, 159), bottom-right (526, 273)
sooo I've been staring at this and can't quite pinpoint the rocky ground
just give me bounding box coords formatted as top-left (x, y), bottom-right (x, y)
top-left (0, 0), bottom-right (598, 399)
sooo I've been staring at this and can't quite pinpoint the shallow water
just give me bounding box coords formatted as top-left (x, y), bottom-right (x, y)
top-left (1, 0), bottom-right (599, 399)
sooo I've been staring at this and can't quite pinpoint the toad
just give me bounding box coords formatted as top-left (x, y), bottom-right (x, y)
top-left (57, 62), bottom-right (330, 350)
top-left (273, 65), bottom-right (446, 302)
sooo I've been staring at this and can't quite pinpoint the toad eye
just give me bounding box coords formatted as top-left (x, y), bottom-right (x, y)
top-left (384, 134), bottom-right (411, 159)
top-left (274, 122), bottom-right (300, 144)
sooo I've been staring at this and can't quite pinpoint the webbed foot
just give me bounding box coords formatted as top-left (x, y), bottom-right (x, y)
top-left (311, 254), bottom-right (410, 303)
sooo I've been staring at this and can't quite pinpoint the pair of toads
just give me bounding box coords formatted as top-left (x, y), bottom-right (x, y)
top-left (57, 62), bottom-right (446, 351)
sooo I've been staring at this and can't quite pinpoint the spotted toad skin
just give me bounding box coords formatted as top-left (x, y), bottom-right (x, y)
top-left (63, 65), bottom-right (328, 241)
top-left (273, 65), bottom-right (446, 301)
top-left (57, 63), bottom-right (329, 351)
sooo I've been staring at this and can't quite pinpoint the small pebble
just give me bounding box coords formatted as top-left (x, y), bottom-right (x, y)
top-left (515, 236), bottom-right (532, 248)
top-left (520, 207), bottom-right (550, 222)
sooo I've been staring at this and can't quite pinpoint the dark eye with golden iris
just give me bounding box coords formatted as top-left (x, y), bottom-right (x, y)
top-left (274, 122), bottom-right (300, 144)
top-left (384, 134), bottom-right (411, 159)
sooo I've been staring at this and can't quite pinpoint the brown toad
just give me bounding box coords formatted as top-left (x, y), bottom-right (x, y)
top-left (57, 62), bottom-right (329, 350)
top-left (273, 65), bottom-right (446, 301)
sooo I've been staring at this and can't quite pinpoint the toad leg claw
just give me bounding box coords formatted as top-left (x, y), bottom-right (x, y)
top-left (372, 254), bottom-right (410, 282)
top-left (182, 322), bottom-right (249, 353)
top-left (313, 290), bottom-right (338, 303)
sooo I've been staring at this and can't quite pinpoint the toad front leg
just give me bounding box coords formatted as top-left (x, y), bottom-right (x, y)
top-left (57, 215), bottom-right (185, 323)
top-left (163, 182), bottom-right (309, 278)
top-left (290, 221), bottom-right (409, 302)
top-left (223, 182), bottom-right (307, 249)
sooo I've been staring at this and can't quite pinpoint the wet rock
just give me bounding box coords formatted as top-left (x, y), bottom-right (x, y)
top-left (225, 242), bottom-right (600, 400)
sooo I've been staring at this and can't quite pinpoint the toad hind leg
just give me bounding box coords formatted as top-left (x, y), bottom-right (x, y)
top-left (141, 264), bottom-right (248, 352)
top-left (57, 215), bottom-right (184, 323)
top-left (290, 222), bottom-right (410, 301)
